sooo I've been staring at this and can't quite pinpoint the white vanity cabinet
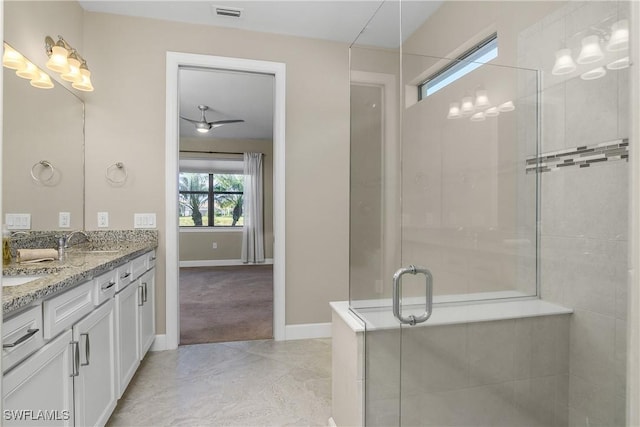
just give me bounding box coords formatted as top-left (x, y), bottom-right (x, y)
top-left (72, 299), bottom-right (117, 427)
top-left (114, 276), bottom-right (140, 398)
top-left (2, 329), bottom-right (75, 426)
top-left (3, 248), bottom-right (156, 426)
top-left (138, 268), bottom-right (155, 359)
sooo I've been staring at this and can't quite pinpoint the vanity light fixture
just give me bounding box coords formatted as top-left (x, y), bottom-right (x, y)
top-left (44, 36), bottom-right (94, 91)
top-left (498, 101), bottom-right (515, 112)
top-left (484, 107), bottom-right (500, 117)
top-left (460, 96), bottom-right (475, 116)
top-left (470, 111), bottom-right (486, 122)
top-left (2, 43), bottom-right (53, 89)
top-left (446, 89), bottom-right (514, 121)
top-left (576, 35), bottom-right (604, 64)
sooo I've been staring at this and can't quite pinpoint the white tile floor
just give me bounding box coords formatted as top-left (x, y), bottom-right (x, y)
top-left (107, 339), bottom-right (332, 427)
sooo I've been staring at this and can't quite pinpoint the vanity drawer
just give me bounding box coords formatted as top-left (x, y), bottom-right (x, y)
top-left (147, 250), bottom-right (156, 271)
top-left (2, 305), bottom-right (45, 373)
top-left (116, 262), bottom-right (133, 292)
top-left (131, 254), bottom-right (147, 281)
top-left (43, 280), bottom-right (93, 340)
top-left (94, 269), bottom-right (117, 306)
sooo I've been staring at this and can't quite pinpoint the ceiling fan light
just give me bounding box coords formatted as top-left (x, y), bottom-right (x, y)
top-left (195, 122), bottom-right (211, 133)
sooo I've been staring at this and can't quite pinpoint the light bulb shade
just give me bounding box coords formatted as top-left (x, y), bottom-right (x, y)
top-left (16, 61), bottom-right (39, 80)
top-left (30, 71), bottom-right (54, 89)
top-left (607, 19), bottom-right (629, 52)
top-left (447, 102), bottom-right (462, 119)
top-left (474, 90), bottom-right (490, 110)
top-left (61, 57), bottom-right (81, 82)
top-left (2, 44), bottom-right (26, 70)
top-left (577, 35), bottom-right (604, 64)
top-left (606, 56), bottom-right (630, 70)
top-left (470, 112), bottom-right (485, 122)
top-left (484, 107), bottom-right (500, 117)
top-left (498, 101), bottom-right (515, 112)
top-left (72, 67), bottom-right (94, 91)
top-left (46, 45), bottom-right (70, 73)
top-left (551, 48), bottom-right (576, 75)
top-left (461, 96), bottom-right (475, 115)
top-left (580, 66), bottom-right (606, 81)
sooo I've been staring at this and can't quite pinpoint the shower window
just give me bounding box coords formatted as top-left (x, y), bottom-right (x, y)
top-left (418, 32), bottom-right (498, 99)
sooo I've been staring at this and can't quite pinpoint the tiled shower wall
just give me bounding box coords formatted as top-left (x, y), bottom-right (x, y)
top-left (519, 2), bottom-right (629, 425)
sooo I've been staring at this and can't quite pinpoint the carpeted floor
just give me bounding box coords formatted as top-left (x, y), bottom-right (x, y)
top-left (179, 265), bottom-right (273, 345)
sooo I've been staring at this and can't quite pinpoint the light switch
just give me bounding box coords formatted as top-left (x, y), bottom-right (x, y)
top-left (134, 213), bottom-right (156, 229)
top-left (59, 212), bottom-right (71, 228)
top-left (5, 214), bottom-right (31, 230)
top-left (97, 212), bottom-right (109, 228)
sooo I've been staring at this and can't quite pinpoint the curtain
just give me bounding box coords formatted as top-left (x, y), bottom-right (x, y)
top-left (241, 152), bottom-right (265, 263)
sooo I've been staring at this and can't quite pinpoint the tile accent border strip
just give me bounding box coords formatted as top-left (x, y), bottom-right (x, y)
top-left (526, 138), bottom-right (628, 174)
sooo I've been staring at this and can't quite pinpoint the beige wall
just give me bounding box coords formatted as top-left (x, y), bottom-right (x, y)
top-left (179, 137), bottom-right (274, 261)
top-left (81, 11), bottom-right (350, 329)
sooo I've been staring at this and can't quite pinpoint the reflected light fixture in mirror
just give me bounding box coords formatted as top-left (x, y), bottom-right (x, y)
top-left (552, 48), bottom-right (576, 75)
top-left (580, 66), bottom-right (606, 81)
top-left (474, 89), bottom-right (490, 110)
top-left (2, 43), bottom-right (53, 89)
top-left (577, 35), bottom-right (604, 64)
top-left (607, 19), bottom-right (629, 51)
top-left (44, 36), bottom-right (94, 91)
top-left (447, 102), bottom-right (462, 119)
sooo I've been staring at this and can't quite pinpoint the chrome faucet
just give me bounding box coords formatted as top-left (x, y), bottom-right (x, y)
top-left (64, 230), bottom-right (89, 248)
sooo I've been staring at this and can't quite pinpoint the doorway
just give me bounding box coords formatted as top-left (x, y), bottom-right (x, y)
top-left (165, 53), bottom-right (286, 350)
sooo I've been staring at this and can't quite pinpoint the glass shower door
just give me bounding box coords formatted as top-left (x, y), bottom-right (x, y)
top-left (349, 1), bottom-right (539, 425)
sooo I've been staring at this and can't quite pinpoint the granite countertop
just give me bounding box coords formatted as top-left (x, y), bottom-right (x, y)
top-left (2, 231), bottom-right (158, 317)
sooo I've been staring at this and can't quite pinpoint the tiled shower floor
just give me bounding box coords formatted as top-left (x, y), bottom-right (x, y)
top-left (107, 339), bottom-right (332, 426)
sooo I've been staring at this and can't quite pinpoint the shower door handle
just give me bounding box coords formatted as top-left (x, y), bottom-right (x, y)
top-left (392, 265), bottom-right (433, 325)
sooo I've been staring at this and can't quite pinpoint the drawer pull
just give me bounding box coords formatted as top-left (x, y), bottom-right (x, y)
top-left (138, 285), bottom-right (144, 306)
top-left (3, 328), bottom-right (39, 348)
top-left (120, 272), bottom-right (131, 279)
top-left (101, 280), bottom-right (116, 291)
top-left (142, 282), bottom-right (148, 303)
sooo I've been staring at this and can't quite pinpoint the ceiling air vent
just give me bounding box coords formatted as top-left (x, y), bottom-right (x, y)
top-left (215, 6), bottom-right (242, 18)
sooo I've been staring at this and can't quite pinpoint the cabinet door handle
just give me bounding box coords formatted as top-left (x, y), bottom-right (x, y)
top-left (120, 272), bottom-right (131, 279)
top-left (80, 333), bottom-right (90, 366)
top-left (138, 285), bottom-right (144, 306)
top-left (70, 341), bottom-right (80, 377)
top-left (142, 281), bottom-right (148, 303)
top-left (101, 280), bottom-right (116, 291)
top-left (2, 328), bottom-right (39, 348)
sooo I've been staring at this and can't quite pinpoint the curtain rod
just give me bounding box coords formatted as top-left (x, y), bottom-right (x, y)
top-left (179, 150), bottom-right (264, 156)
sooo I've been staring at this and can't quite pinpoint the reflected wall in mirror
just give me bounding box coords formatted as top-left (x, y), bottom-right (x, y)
top-left (2, 47), bottom-right (84, 231)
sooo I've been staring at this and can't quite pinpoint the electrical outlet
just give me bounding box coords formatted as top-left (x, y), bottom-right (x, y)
top-left (97, 212), bottom-right (109, 228)
top-left (59, 212), bottom-right (71, 228)
top-left (212, 242), bottom-right (218, 249)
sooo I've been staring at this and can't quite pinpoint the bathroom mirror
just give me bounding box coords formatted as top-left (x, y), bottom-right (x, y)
top-left (2, 53), bottom-right (85, 231)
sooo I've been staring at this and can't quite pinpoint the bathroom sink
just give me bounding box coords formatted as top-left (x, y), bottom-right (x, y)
top-left (2, 275), bottom-right (45, 287)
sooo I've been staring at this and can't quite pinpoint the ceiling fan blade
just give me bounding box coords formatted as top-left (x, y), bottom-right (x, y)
top-left (208, 119), bottom-right (245, 125)
top-left (180, 116), bottom-right (202, 125)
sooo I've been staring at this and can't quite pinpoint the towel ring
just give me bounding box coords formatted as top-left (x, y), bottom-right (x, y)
top-left (106, 162), bottom-right (128, 185)
top-left (30, 160), bottom-right (55, 183)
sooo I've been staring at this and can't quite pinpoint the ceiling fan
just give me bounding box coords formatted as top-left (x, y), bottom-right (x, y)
top-left (180, 105), bottom-right (244, 134)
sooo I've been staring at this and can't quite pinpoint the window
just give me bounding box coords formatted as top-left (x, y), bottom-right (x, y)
top-left (418, 33), bottom-right (498, 100)
top-left (179, 172), bottom-right (244, 227)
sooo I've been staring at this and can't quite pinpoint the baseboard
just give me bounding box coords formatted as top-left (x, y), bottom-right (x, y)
top-left (284, 322), bottom-right (332, 340)
top-left (180, 258), bottom-right (274, 267)
top-left (150, 334), bottom-right (167, 351)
